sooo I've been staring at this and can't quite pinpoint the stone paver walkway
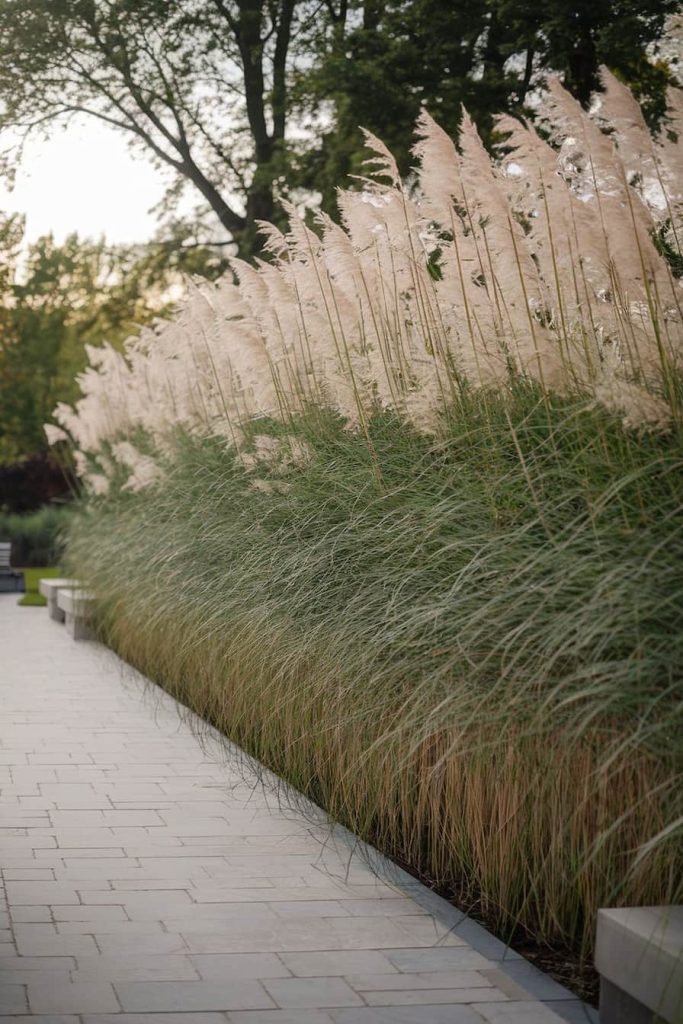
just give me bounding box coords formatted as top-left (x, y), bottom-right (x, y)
top-left (0, 596), bottom-right (596, 1023)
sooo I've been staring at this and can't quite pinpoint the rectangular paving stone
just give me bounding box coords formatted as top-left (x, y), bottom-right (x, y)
top-left (79, 889), bottom-right (192, 908)
top-left (386, 947), bottom-right (496, 972)
top-left (1, 817), bottom-right (51, 829)
top-left (0, 956), bottom-right (76, 974)
top-left (115, 979), bottom-right (275, 1012)
top-left (348, 971), bottom-right (495, 990)
top-left (57, 919), bottom-right (165, 935)
top-left (4, 881), bottom-right (80, 906)
top-left (92, 932), bottom-right (189, 955)
top-left (51, 904), bottom-right (128, 922)
top-left (0, 1017), bottom-right (79, 1024)
top-left (82, 1015), bottom-right (229, 1024)
top-left (363, 988), bottom-right (508, 1005)
top-left (46, 831), bottom-right (125, 848)
top-left (73, 953), bottom-right (200, 982)
top-left (326, 916), bottom-right (463, 948)
top-left (330, 1010), bottom-right (483, 1023)
top-left (26, 980), bottom-right (120, 1014)
top-left (49, 810), bottom-right (164, 827)
top-left (179, 917), bottom-right (441, 954)
top-left (0, 984), bottom-right (29, 1014)
top-left (190, 953), bottom-right (290, 980)
top-left (2, 870), bottom-right (56, 881)
top-left (263, 978), bottom-right (363, 1009)
top-left (14, 932), bottom-right (100, 957)
top-left (279, 951), bottom-right (397, 977)
top-left (269, 901), bottom-right (350, 918)
top-left (227, 1013), bottom-right (336, 1023)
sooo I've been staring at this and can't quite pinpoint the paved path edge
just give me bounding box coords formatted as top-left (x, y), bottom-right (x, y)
top-left (108, 643), bottom-right (599, 1024)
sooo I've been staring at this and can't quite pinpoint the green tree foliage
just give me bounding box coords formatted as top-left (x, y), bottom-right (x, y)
top-left (297, 0), bottom-right (678, 214)
top-left (0, 221), bottom-right (178, 462)
top-left (0, 1), bottom-right (676, 254)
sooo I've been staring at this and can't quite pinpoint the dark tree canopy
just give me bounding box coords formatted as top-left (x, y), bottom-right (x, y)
top-left (0, 0), bottom-right (678, 256)
top-left (0, 221), bottom-right (182, 462)
top-left (298, 0), bottom-right (679, 213)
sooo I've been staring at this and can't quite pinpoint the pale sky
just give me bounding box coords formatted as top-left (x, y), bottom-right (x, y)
top-left (0, 117), bottom-right (171, 245)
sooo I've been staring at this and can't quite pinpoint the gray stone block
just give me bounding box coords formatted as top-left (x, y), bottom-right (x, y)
top-left (39, 579), bottom-right (79, 622)
top-left (57, 587), bottom-right (96, 639)
top-left (542, 999), bottom-right (600, 1023)
top-left (598, 979), bottom-right (654, 1024)
top-left (595, 906), bottom-right (683, 1024)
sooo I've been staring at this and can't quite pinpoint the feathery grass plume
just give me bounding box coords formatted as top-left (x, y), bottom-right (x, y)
top-left (655, 84), bottom-right (683, 263)
top-left (52, 77), bottom-right (682, 471)
top-left (597, 68), bottom-right (663, 206)
top-left (413, 109), bottom-right (506, 385)
top-left (540, 79), bottom-right (673, 314)
top-left (110, 441), bottom-right (165, 492)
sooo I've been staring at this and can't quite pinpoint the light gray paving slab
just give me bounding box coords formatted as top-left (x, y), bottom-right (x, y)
top-left (227, 1013), bottom-right (335, 1024)
top-left (263, 978), bottom-right (363, 1008)
top-left (82, 1016), bottom-right (229, 1024)
top-left (0, 1017), bottom-right (79, 1024)
top-left (26, 980), bottom-right (119, 1014)
top-left (347, 971), bottom-right (495, 991)
top-left (3, 882), bottom-right (80, 906)
top-left (13, 933), bottom-right (100, 957)
top-left (330, 1009), bottom-right (483, 1023)
top-left (189, 953), bottom-right (290, 980)
top-left (73, 954), bottom-right (201, 982)
top-left (0, 597), bottom-right (580, 1022)
top-left (114, 979), bottom-right (274, 1012)
top-left (56, 919), bottom-right (166, 936)
top-left (361, 989), bottom-right (508, 1006)
top-left (0, 984), bottom-right (29, 1014)
top-left (279, 951), bottom-right (397, 977)
top-left (0, 956), bottom-right (76, 975)
top-left (386, 947), bottom-right (498, 972)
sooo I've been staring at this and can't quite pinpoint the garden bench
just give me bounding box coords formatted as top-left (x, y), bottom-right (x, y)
top-left (595, 905), bottom-right (683, 1023)
top-left (0, 541), bottom-right (24, 592)
top-left (56, 587), bottom-right (96, 640)
top-left (39, 577), bottom-right (80, 621)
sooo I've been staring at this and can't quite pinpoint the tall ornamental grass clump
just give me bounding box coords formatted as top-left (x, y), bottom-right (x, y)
top-left (65, 392), bottom-right (682, 961)
top-left (54, 71), bottom-right (682, 967)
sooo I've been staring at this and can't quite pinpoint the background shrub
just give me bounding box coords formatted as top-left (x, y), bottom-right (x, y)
top-left (0, 504), bottom-right (71, 566)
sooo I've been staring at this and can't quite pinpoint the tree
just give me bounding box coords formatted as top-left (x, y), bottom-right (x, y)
top-left (0, 0), bottom-right (308, 256)
top-left (0, 222), bottom-right (177, 462)
top-left (295, 0), bottom-right (678, 215)
top-left (490, 0), bottom-right (677, 111)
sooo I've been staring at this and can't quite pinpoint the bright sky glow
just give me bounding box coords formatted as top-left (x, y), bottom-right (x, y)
top-left (0, 118), bottom-right (170, 245)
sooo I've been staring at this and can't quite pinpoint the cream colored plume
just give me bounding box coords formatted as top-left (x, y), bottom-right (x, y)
top-left (49, 79), bottom-right (683, 486)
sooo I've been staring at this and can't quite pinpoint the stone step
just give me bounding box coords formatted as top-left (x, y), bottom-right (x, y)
top-left (56, 586), bottom-right (96, 640)
top-left (39, 577), bottom-right (80, 621)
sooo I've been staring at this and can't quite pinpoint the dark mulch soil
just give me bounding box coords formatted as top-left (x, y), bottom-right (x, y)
top-left (390, 858), bottom-right (600, 1008)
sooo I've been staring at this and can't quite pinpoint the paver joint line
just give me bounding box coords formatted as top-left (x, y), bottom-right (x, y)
top-left (0, 595), bottom-right (589, 1022)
